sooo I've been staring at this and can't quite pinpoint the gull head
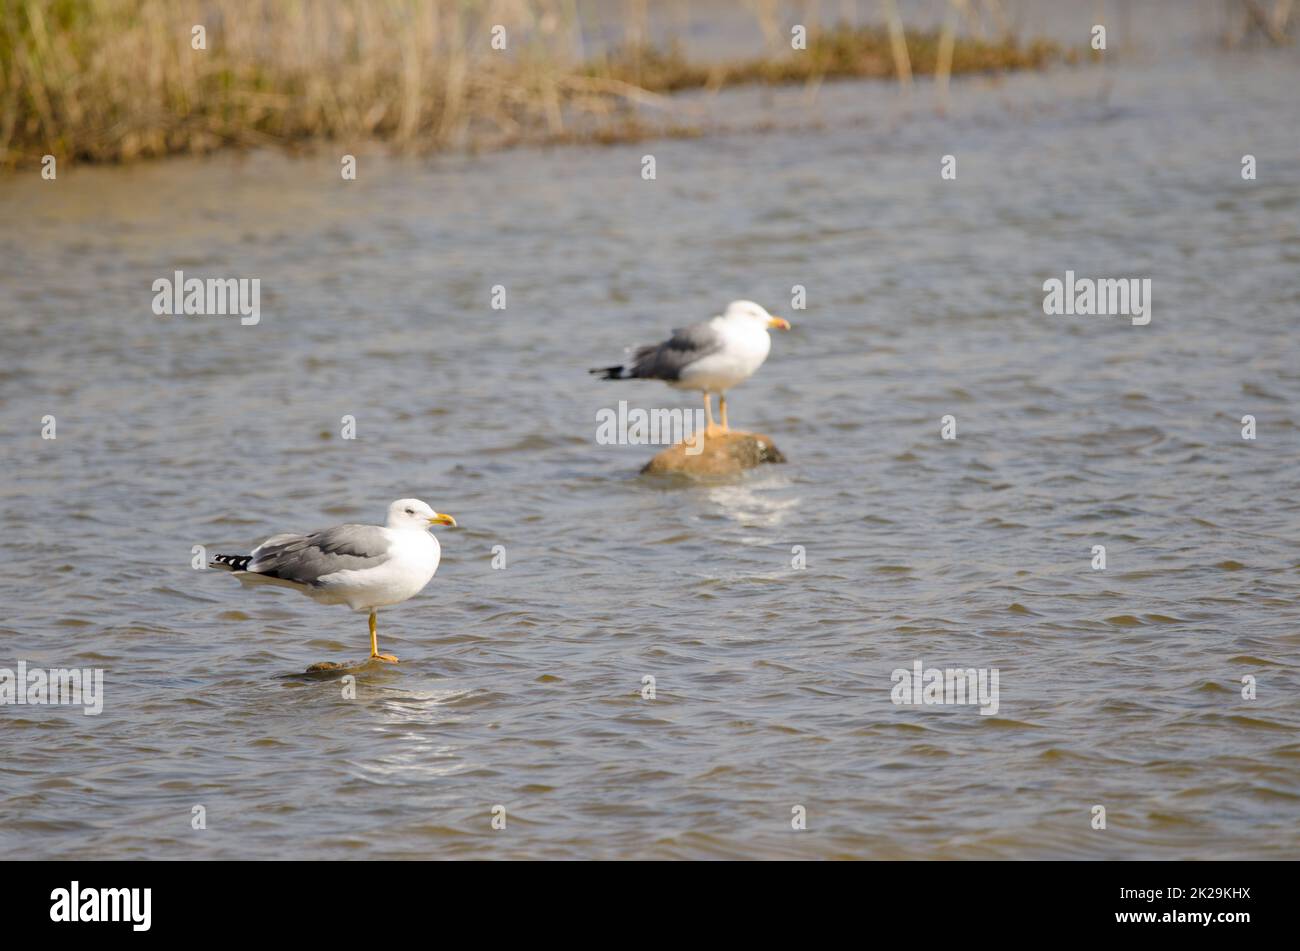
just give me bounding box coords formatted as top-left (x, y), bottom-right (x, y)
top-left (723, 299), bottom-right (790, 331)
top-left (387, 498), bottom-right (457, 530)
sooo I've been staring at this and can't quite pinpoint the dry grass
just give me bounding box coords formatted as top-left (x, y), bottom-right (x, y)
top-left (1, 0), bottom-right (1067, 170)
top-left (587, 26), bottom-right (1061, 92)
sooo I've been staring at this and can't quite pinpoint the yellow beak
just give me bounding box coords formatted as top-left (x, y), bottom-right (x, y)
top-left (768, 316), bottom-right (791, 330)
top-left (428, 513), bottom-right (457, 527)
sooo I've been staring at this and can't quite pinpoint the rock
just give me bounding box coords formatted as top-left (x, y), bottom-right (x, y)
top-left (641, 430), bottom-right (786, 477)
top-left (304, 660), bottom-right (353, 673)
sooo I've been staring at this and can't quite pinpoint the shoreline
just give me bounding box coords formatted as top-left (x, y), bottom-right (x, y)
top-left (2, 2), bottom-right (1075, 172)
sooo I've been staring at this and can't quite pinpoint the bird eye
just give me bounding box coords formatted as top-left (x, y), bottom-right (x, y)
top-left (405, 508), bottom-right (414, 515)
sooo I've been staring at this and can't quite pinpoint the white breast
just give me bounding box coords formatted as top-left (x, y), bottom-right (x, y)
top-left (675, 318), bottom-right (771, 393)
top-left (318, 529), bottom-right (441, 612)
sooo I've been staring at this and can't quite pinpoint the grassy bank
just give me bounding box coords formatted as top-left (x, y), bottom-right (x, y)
top-left (588, 27), bottom-right (1061, 93)
top-left (1, 0), bottom-right (1067, 170)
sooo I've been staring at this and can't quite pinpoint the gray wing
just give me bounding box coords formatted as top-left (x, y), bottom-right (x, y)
top-left (628, 321), bottom-right (724, 381)
top-left (246, 524), bottom-right (392, 585)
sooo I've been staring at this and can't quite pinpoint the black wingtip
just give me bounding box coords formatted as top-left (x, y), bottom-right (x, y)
top-left (210, 553), bottom-right (252, 571)
top-left (589, 365), bottom-right (626, 380)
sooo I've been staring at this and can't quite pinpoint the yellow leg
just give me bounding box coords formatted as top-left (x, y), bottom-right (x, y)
top-left (704, 392), bottom-right (722, 438)
top-left (369, 611), bottom-right (398, 664)
top-left (719, 393), bottom-right (730, 432)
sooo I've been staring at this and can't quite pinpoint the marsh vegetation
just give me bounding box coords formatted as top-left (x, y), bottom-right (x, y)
top-left (1, 0), bottom-right (1070, 169)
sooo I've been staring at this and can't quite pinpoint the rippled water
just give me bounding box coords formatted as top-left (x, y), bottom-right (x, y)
top-left (2, 3), bottom-right (1298, 859)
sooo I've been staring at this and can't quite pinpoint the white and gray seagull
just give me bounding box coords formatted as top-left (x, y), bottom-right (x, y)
top-left (590, 300), bottom-right (790, 436)
top-left (210, 498), bottom-right (457, 664)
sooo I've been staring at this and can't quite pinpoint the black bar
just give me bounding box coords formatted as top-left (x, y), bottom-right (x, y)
top-left (1, 860), bottom-right (1283, 938)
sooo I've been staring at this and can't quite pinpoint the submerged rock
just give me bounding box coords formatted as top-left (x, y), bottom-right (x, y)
top-left (641, 430), bottom-right (786, 477)
top-left (304, 660), bottom-right (354, 673)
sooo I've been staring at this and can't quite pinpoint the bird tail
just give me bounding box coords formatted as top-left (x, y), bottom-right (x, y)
top-left (210, 553), bottom-right (306, 591)
top-left (210, 553), bottom-right (253, 572)
top-left (589, 364), bottom-right (629, 380)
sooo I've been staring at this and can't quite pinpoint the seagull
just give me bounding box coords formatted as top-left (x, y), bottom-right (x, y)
top-left (210, 499), bottom-right (456, 664)
top-left (590, 300), bottom-right (790, 436)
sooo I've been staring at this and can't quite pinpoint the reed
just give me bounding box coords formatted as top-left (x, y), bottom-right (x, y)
top-left (0, 0), bottom-right (1066, 170)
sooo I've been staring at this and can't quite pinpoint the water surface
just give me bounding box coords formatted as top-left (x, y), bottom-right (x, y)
top-left (1, 2), bottom-right (1298, 859)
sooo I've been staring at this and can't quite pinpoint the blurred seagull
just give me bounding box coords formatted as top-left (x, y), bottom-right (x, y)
top-left (591, 300), bottom-right (790, 436)
top-left (210, 498), bottom-right (456, 664)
